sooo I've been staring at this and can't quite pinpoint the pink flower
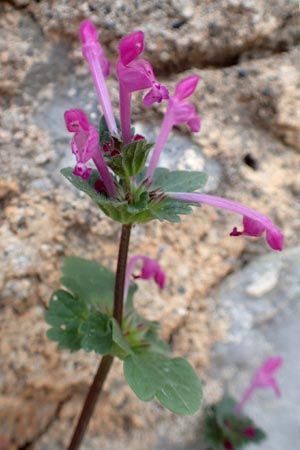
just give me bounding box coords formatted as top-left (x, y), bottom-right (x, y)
top-left (166, 192), bottom-right (284, 251)
top-left (146, 75), bottom-right (201, 179)
top-left (79, 19), bottom-right (119, 137)
top-left (117, 30), bottom-right (169, 143)
top-left (64, 109), bottom-right (116, 197)
top-left (124, 254), bottom-right (166, 302)
top-left (235, 357), bottom-right (283, 413)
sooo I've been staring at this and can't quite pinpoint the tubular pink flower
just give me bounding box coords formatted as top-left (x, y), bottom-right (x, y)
top-left (166, 192), bottom-right (284, 251)
top-left (146, 75), bottom-right (201, 180)
top-left (79, 19), bottom-right (119, 137)
top-left (64, 109), bottom-right (117, 197)
top-left (116, 30), bottom-right (169, 143)
top-left (124, 254), bottom-right (166, 302)
top-left (235, 357), bottom-right (283, 413)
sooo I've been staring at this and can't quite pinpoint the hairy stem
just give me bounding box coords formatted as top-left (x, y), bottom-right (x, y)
top-left (67, 224), bottom-right (132, 450)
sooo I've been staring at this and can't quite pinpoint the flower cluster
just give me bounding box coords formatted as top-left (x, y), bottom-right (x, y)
top-left (64, 19), bottom-right (284, 251)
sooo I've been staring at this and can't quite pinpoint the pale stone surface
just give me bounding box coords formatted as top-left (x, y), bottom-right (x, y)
top-left (0, 0), bottom-right (299, 448)
top-left (209, 247), bottom-right (300, 450)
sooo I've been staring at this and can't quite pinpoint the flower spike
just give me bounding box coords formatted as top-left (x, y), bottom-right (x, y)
top-left (64, 109), bottom-right (117, 197)
top-left (235, 357), bottom-right (283, 413)
top-left (117, 30), bottom-right (169, 143)
top-left (146, 75), bottom-right (201, 180)
top-left (166, 192), bottom-right (284, 251)
top-left (79, 19), bottom-right (119, 137)
top-left (124, 254), bottom-right (166, 302)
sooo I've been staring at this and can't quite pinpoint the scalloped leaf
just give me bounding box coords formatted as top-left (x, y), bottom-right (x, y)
top-left (151, 167), bottom-right (208, 192)
top-left (61, 256), bottom-right (115, 312)
top-left (80, 312), bottom-right (112, 354)
top-left (124, 353), bottom-right (202, 415)
top-left (45, 289), bottom-right (88, 352)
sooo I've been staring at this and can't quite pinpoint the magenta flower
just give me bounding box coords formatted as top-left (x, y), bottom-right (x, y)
top-left (166, 192), bottom-right (284, 251)
top-left (79, 19), bottom-right (119, 137)
top-left (235, 357), bottom-right (283, 413)
top-left (64, 109), bottom-right (117, 197)
top-left (146, 75), bottom-right (201, 179)
top-left (116, 30), bottom-right (169, 143)
top-left (124, 254), bottom-right (166, 301)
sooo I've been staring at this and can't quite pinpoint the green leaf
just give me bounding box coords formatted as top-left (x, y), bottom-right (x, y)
top-left (149, 197), bottom-right (195, 222)
top-left (124, 353), bottom-right (202, 415)
top-left (61, 167), bottom-right (203, 225)
top-left (99, 115), bottom-right (122, 146)
top-left (110, 318), bottom-right (132, 359)
top-left (99, 115), bottom-right (111, 147)
top-left (61, 168), bottom-right (152, 225)
top-left (61, 256), bottom-right (115, 312)
top-left (122, 140), bottom-right (153, 177)
top-left (80, 312), bottom-right (112, 354)
top-left (45, 289), bottom-right (88, 352)
top-left (151, 167), bottom-right (208, 192)
top-left (107, 140), bottom-right (153, 178)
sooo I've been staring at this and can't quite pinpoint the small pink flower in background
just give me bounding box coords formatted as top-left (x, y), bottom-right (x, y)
top-left (166, 193), bottom-right (284, 251)
top-left (124, 254), bottom-right (166, 301)
top-left (64, 109), bottom-right (116, 197)
top-left (79, 19), bottom-right (119, 137)
top-left (117, 30), bottom-right (169, 143)
top-left (146, 75), bottom-right (201, 180)
top-left (235, 357), bottom-right (283, 413)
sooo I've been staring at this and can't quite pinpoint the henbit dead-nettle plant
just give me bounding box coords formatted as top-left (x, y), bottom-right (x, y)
top-left (45, 19), bottom-right (284, 450)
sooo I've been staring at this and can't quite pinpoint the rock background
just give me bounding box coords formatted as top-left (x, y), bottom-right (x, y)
top-left (0, 1), bottom-right (299, 449)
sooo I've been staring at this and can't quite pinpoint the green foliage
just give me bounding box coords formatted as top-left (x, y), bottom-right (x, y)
top-left (204, 395), bottom-right (267, 449)
top-left (107, 140), bottom-right (153, 178)
top-left (61, 166), bottom-right (206, 225)
top-left (99, 115), bottom-right (111, 147)
top-left (46, 289), bottom-right (88, 352)
top-left (46, 257), bottom-right (134, 355)
top-left (148, 197), bottom-right (195, 222)
top-left (61, 256), bottom-right (115, 312)
top-left (99, 115), bottom-right (122, 146)
top-left (46, 257), bottom-right (203, 416)
top-left (80, 313), bottom-right (113, 354)
top-left (124, 353), bottom-right (202, 415)
top-left (151, 167), bottom-right (208, 192)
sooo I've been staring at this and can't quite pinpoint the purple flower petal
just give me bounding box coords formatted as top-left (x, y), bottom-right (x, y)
top-left (118, 30), bottom-right (144, 65)
top-left (174, 75), bottom-right (200, 100)
top-left (235, 357), bottom-right (283, 412)
top-left (167, 192), bottom-right (284, 251)
top-left (64, 108), bottom-right (116, 196)
top-left (124, 255), bottom-right (166, 301)
top-left (146, 75), bottom-right (201, 179)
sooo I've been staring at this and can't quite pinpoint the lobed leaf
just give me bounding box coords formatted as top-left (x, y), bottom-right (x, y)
top-left (124, 352), bottom-right (202, 415)
top-left (151, 167), bottom-right (208, 192)
top-left (62, 256), bottom-right (115, 312)
top-left (45, 289), bottom-right (88, 352)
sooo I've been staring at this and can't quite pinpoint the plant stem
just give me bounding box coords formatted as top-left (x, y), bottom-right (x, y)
top-left (113, 225), bottom-right (131, 324)
top-left (67, 224), bottom-right (132, 450)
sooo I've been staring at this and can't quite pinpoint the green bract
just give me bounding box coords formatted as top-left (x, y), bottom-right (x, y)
top-left (106, 139), bottom-right (154, 178)
top-left (46, 257), bottom-right (203, 415)
top-left (61, 164), bottom-right (207, 225)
